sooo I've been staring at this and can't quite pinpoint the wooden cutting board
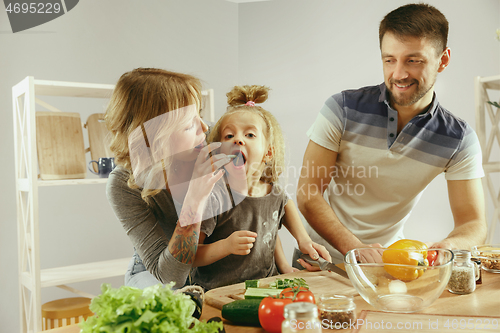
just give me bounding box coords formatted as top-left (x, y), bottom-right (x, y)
top-left (204, 270), bottom-right (357, 310)
top-left (85, 113), bottom-right (114, 172)
top-left (352, 310), bottom-right (500, 332)
top-left (36, 112), bottom-right (86, 180)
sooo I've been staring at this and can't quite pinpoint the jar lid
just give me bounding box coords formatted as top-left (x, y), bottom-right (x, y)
top-left (453, 250), bottom-right (471, 260)
top-left (318, 294), bottom-right (356, 312)
top-left (283, 302), bottom-right (318, 318)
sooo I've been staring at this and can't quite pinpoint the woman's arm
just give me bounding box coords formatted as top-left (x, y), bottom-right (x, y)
top-left (167, 207), bottom-right (203, 264)
top-left (107, 168), bottom-right (194, 286)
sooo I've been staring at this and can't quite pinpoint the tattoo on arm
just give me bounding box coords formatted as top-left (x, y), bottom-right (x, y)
top-left (169, 207), bottom-right (202, 264)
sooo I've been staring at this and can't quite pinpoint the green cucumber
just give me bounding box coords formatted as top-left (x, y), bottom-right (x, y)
top-left (221, 299), bottom-right (262, 326)
top-left (269, 277), bottom-right (309, 289)
top-left (244, 279), bottom-right (260, 289)
top-left (244, 287), bottom-right (282, 299)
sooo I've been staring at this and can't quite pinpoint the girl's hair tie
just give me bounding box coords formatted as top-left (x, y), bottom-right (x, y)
top-left (245, 101), bottom-right (256, 107)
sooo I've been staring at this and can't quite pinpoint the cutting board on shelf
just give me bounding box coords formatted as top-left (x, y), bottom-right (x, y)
top-left (85, 113), bottom-right (113, 172)
top-left (36, 112), bottom-right (86, 180)
top-left (204, 269), bottom-right (357, 310)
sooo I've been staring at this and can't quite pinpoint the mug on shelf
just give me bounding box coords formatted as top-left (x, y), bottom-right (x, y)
top-left (89, 157), bottom-right (116, 178)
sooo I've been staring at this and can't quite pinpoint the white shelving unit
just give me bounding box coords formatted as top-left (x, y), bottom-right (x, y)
top-left (13, 76), bottom-right (215, 333)
top-left (12, 76), bottom-right (128, 333)
top-left (474, 75), bottom-right (500, 244)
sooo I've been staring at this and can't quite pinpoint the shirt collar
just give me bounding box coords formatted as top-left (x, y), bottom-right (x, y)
top-left (378, 82), bottom-right (439, 117)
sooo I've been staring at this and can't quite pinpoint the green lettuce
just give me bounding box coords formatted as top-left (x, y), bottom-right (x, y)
top-left (79, 283), bottom-right (222, 333)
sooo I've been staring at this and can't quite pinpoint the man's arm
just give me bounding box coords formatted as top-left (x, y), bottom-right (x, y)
top-left (297, 140), bottom-right (381, 256)
top-left (430, 178), bottom-right (487, 250)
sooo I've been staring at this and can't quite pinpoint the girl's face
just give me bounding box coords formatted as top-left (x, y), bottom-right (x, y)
top-left (219, 111), bottom-right (270, 179)
top-left (170, 105), bottom-right (208, 161)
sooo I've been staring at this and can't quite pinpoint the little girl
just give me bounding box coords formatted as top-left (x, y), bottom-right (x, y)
top-left (190, 85), bottom-right (331, 290)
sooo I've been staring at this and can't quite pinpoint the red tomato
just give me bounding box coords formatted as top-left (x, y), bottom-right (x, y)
top-left (258, 296), bottom-right (293, 333)
top-left (280, 287), bottom-right (315, 304)
top-left (427, 250), bottom-right (438, 266)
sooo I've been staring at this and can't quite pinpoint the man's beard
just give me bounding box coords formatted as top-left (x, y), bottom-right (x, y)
top-left (388, 79), bottom-right (434, 107)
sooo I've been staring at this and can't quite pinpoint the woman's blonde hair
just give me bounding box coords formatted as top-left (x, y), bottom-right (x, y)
top-left (207, 85), bottom-right (285, 184)
top-left (105, 68), bottom-right (202, 202)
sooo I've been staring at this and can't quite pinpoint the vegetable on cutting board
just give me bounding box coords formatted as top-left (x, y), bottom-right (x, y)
top-left (245, 279), bottom-right (260, 289)
top-left (244, 287), bottom-right (282, 299)
top-left (269, 277), bottom-right (309, 289)
top-left (224, 280), bottom-right (315, 328)
top-left (221, 298), bottom-right (262, 326)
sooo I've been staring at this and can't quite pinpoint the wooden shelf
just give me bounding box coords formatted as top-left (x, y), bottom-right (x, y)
top-left (20, 258), bottom-right (130, 290)
top-left (37, 178), bottom-right (109, 187)
top-left (483, 162), bottom-right (500, 173)
top-left (475, 75), bottom-right (500, 244)
top-left (40, 258), bottom-right (130, 288)
top-left (33, 79), bottom-right (115, 98)
top-left (478, 75), bottom-right (500, 90)
top-left (16, 178), bottom-right (108, 191)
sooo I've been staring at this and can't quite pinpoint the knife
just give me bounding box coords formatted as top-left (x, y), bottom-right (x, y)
top-left (300, 254), bottom-right (350, 279)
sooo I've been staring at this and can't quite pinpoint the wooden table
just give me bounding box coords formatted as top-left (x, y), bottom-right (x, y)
top-left (47, 271), bottom-right (500, 333)
top-left (206, 270), bottom-right (500, 332)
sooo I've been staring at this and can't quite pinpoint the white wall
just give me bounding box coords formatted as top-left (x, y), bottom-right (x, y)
top-left (0, 1), bottom-right (238, 332)
top-left (237, 0), bottom-right (500, 255)
top-left (1, 1), bottom-right (499, 332)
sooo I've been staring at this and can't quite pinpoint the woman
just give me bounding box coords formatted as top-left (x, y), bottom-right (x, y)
top-left (105, 68), bottom-right (231, 289)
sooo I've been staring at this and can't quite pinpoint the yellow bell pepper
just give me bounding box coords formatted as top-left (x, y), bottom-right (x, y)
top-left (382, 239), bottom-right (429, 281)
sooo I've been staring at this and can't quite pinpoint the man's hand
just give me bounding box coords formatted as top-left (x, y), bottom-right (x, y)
top-left (428, 239), bottom-right (454, 250)
top-left (355, 243), bottom-right (384, 263)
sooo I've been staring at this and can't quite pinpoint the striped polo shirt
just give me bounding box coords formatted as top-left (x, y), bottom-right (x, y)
top-left (305, 83), bottom-right (484, 262)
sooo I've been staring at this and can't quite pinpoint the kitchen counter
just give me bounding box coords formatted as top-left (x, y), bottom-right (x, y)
top-left (47, 270), bottom-right (500, 332)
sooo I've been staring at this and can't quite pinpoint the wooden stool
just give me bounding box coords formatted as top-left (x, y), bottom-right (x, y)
top-left (41, 297), bottom-right (93, 330)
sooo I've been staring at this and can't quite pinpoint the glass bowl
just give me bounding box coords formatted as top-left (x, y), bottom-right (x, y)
top-left (471, 244), bottom-right (500, 273)
top-left (344, 248), bottom-right (453, 313)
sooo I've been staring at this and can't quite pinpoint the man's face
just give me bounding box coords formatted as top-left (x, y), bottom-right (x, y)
top-left (381, 31), bottom-right (448, 111)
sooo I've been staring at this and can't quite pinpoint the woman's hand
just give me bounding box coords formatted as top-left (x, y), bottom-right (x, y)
top-left (178, 143), bottom-right (232, 227)
top-left (187, 142), bottom-right (232, 201)
top-left (224, 230), bottom-right (257, 255)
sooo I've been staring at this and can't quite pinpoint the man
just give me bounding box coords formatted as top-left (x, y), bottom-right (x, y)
top-left (296, 3), bottom-right (486, 264)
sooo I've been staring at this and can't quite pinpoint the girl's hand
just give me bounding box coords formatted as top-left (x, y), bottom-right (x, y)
top-left (297, 241), bottom-right (332, 271)
top-left (224, 230), bottom-right (257, 255)
top-left (279, 265), bottom-right (299, 274)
